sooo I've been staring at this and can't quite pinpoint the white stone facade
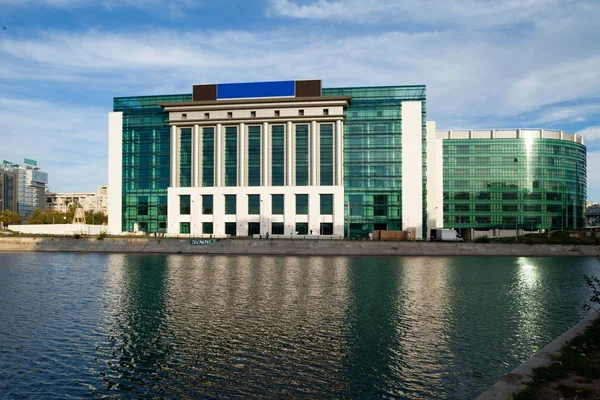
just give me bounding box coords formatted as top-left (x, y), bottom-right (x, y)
top-left (163, 96), bottom-right (349, 237)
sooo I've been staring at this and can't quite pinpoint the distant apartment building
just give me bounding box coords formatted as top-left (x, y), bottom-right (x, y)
top-left (0, 167), bottom-right (18, 212)
top-left (2, 159), bottom-right (48, 218)
top-left (46, 185), bottom-right (108, 214)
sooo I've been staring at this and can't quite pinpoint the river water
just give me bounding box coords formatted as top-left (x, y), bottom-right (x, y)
top-left (0, 253), bottom-right (599, 399)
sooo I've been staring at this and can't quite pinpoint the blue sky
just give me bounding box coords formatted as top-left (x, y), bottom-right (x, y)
top-left (1, 0), bottom-right (600, 200)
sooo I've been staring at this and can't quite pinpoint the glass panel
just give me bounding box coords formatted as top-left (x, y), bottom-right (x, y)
top-left (225, 222), bottom-right (236, 236)
top-left (320, 223), bottom-right (333, 235)
top-left (271, 222), bottom-right (284, 234)
top-left (248, 194), bottom-right (260, 215)
top-left (320, 194), bottom-right (333, 215)
top-left (202, 222), bottom-right (213, 234)
top-left (202, 127), bottom-right (215, 187)
top-left (179, 128), bottom-right (191, 187)
top-left (320, 124), bottom-right (334, 185)
top-left (179, 195), bottom-right (190, 215)
top-left (247, 126), bottom-right (261, 186)
top-left (295, 222), bottom-right (308, 235)
top-left (248, 222), bottom-right (260, 235)
top-left (225, 195), bottom-right (236, 215)
top-left (179, 222), bottom-right (190, 234)
top-left (202, 195), bottom-right (213, 215)
top-left (295, 194), bottom-right (308, 215)
top-left (295, 125), bottom-right (309, 186)
top-left (224, 126), bottom-right (237, 187)
top-left (271, 125), bottom-right (285, 186)
top-left (272, 194), bottom-right (284, 215)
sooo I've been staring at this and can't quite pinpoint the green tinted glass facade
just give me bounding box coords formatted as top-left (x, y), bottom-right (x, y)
top-left (248, 194), bottom-right (260, 215)
top-left (225, 126), bottom-right (237, 187)
top-left (295, 125), bottom-right (309, 186)
top-left (114, 93), bottom-right (191, 233)
top-left (320, 194), bottom-right (333, 215)
top-left (319, 124), bottom-right (334, 185)
top-left (443, 139), bottom-right (586, 230)
top-left (202, 128), bottom-right (215, 187)
top-left (271, 125), bottom-right (285, 186)
top-left (272, 194), bottom-right (284, 215)
top-left (323, 86), bottom-right (427, 237)
top-left (248, 126), bottom-right (261, 186)
top-left (202, 195), bottom-right (213, 215)
top-left (225, 195), bottom-right (236, 215)
top-left (179, 128), bottom-right (192, 187)
top-left (296, 194), bottom-right (308, 215)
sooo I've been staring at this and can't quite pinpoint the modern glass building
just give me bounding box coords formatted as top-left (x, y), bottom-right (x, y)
top-left (1, 159), bottom-right (48, 218)
top-left (108, 80), bottom-right (428, 238)
top-left (108, 80), bottom-right (586, 239)
top-left (429, 128), bottom-right (586, 238)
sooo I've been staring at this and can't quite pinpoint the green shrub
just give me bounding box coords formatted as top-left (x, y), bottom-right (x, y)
top-left (474, 235), bottom-right (490, 243)
top-left (97, 231), bottom-right (108, 241)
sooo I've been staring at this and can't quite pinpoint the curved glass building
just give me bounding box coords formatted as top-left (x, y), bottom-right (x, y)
top-left (431, 128), bottom-right (586, 238)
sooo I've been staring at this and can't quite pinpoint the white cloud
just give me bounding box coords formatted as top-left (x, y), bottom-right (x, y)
top-left (0, 97), bottom-right (107, 192)
top-left (577, 126), bottom-right (600, 144)
top-left (587, 150), bottom-right (600, 202)
top-left (268, 0), bottom-right (586, 27)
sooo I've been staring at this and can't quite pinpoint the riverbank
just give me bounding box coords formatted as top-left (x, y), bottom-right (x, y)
top-left (1, 237), bottom-right (599, 256)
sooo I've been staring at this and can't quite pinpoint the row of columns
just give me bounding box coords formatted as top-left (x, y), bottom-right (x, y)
top-left (170, 120), bottom-right (344, 188)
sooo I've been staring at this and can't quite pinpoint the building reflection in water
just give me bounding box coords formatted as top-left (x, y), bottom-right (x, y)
top-left (159, 255), bottom-right (351, 397)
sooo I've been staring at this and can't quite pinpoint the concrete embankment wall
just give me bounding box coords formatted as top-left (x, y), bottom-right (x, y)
top-left (1, 237), bottom-right (599, 256)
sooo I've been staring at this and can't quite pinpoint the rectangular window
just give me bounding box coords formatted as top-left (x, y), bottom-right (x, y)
top-left (271, 125), bottom-right (285, 186)
top-left (225, 222), bottom-right (236, 236)
top-left (373, 194), bottom-right (387, 216)
top-left (502, 192), bottom-right (518, 200)
top-left (272, 194), bottom-right (284, 215)
top-left (202, 195), bottom-right (213, 214)
top-left (320, 223), bottom-right (333, 235)
top-left (179, 128), bottom-right (192, 187)
top-left (320, 194), bottom-right (333, 215)
top-left (247, 126), bottom-right (261, 186)
top-left (295, 125), bottom-right (309, 186)
top-left (225, 126), bottom-right (238, 186)
top-left (320, 124), bottom-right (334, 185)
top-left (158, 196), bottom-right (167, 215)
top-left (475, 204), bottom-right (490, 212)
top-left (204, 112), bottom-right (209, 119)
top-left (202, 127), bottom-right (215, 187)
top-left (323, 109), bottom-right (329, 116)
top-left (138, 196), bottom-right (149, 215)
top-left (180, 195), bottom-right (190, 215)
top-left (248, 194), bottom-right (260, 215)
top-left (182, 113), bottom-right (187, 120)
top-left (272, 222), bottom-right (284, 234)
top-left (248, 222), bottom-right (260, 235)
top-left (295, 222), bottom-right (308, 235)
top-left (202, 222), bottom-right (213, 234)
top-left (180, 222), bottom-right (190, 234)
top-left (502, 204), bottom-right (518, 212)
top-left (455, 204), bottom-right (470, 212)
top-left (225, 195), bottom-right (236, 215)
top-left (227, 112), bottom-right (233, 118)
top-left (298, 109), bottom-right (304, 116)
top-left (296, 194), bottom-right (308, 215)
top-left (274, 110), bottom-right (280, 117)
top-left (250, 111), bottom-right (256, 118)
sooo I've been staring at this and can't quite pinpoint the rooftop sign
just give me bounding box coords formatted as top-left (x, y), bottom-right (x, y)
top-left (192, 80), bottom-right (321, 102)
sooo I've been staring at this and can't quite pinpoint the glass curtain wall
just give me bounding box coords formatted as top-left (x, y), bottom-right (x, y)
top-left (295, 125), bottom-right (309, 186)
top-left (320, 124), bottom-right (334, 185)
top-left (442, 139), bottom-right (587, 231)
top-left (322, 86), bottom-right (427, 238)
top-left (115, 94), bottom-right (191, 233)
top-left (272, 126), bottom-right (285, 186)
top-left (202, 128), bottom-right (215, 187)
top-left (224, 126), bottom-right (238, 187)
top-left (247, 126), bottom-right (261, 186)
top-left (179, 128), bottom-right (192, 187)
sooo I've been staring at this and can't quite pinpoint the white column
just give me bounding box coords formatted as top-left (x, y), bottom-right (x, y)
top-left (401, 101), bottom-right (424, 239)
top-left (215, 123), bottom-right (222, 187)
top-left (310, 120), bottom-right (317, 186)
top-left (192, 124), bottom-right (199, 187)
top-left (170, 125), bottom-right (177, 188)
top-left (262, 122), bottom-right (269, 186)
top-left (239, 122), bottom-right (245, 186)
top-left (335, 119), bottom-right (343, 186)
top-left (286, 121), bottom-right (293, 186)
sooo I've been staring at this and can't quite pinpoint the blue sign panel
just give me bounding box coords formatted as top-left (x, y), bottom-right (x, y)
top-left (217, 81), bottom-right (295, 100)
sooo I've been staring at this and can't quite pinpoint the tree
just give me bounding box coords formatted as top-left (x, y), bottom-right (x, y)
top-left (0, 210), bottom-right (22, 226)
